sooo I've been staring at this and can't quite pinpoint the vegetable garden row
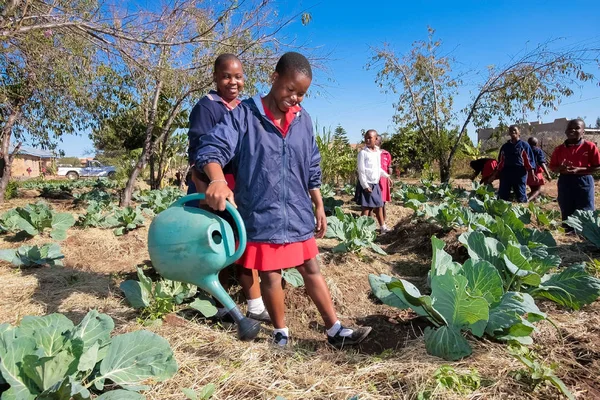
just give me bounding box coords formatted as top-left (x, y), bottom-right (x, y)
top-left (0, 178), bottom-right (599, 399)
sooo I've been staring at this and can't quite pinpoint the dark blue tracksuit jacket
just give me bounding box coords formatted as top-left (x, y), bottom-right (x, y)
top-left (497, 139), bottom-right (536, 202)
top-left (187, 91), bottom-right (235, 195)
top-left (195, 95), bottom-right (321, 244)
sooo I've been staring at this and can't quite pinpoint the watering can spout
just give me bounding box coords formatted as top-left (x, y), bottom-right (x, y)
top-left (148, 193), bottom-right (260, 341)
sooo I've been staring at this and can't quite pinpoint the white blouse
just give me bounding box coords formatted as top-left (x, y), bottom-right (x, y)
top-left (357, 147), bottom-right (390, 189)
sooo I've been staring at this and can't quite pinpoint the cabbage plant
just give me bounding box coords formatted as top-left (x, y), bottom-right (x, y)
top-left (0, 310), bottom-right (177, 399)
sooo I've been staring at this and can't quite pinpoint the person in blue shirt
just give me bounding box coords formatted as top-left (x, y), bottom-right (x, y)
top-left (526, 137), bottom-right (552, 202)
top-left (196, 52), bottom-right (372, 348)
top-left (496, 125), bottom-right (537, 203)
top-left (187, 54), bottom-right (270, 324)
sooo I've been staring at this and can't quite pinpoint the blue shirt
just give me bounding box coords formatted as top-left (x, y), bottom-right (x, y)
top-left (531, 146), bottom-right (546, 166)
top-left (195, 95), bottom-right (321, 244)
top-left (498, 139), bottom-right (536, 171)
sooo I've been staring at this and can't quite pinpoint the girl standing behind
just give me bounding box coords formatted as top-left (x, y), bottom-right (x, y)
top-left (196, 52), bottom-right (372, 347)
top-left (187, 54), bottom-right (269, 323)
top-left (355, 130), bottom-right (391, 233)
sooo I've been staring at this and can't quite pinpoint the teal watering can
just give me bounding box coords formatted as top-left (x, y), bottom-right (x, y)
top-left (147, 193), bottom-right (261, 340)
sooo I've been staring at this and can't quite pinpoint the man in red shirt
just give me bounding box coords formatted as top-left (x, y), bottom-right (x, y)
top-left (549, 118), bottom-right (600, 222)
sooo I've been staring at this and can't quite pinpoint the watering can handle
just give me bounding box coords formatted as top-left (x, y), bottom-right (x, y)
top-left (170, 193), bottom-right (247, 265)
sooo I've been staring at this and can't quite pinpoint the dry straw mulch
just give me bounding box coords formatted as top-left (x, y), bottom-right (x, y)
top-left (0, 181), bottom-right (599, 399)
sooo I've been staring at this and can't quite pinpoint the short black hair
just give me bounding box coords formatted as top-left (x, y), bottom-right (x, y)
top-left (568, 118), bottom-right (585, 127)
top-left (528, 137), bottom-right (538, 146)
top-left (214, 54), bottom-right (241, 73)
top-left (275, 52), bottom-right (312, 79)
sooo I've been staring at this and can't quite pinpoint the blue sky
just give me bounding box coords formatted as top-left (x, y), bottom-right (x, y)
top-left (55, 0), bottom-right (600, 157)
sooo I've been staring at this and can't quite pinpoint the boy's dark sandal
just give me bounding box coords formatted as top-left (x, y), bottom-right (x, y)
top-left (327, 326), bottom-right (372, 348)
top-left (246, 309), bottom-right (272, 323)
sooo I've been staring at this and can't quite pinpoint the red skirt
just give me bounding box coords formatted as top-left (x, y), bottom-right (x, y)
top-left (379, 177), bottom-right (391, 202)
top-left (238, 237), bottom-right (318, 271)
top-left (527, 167), bottom-right (545, 186)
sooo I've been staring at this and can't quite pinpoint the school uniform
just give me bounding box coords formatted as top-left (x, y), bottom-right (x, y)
top-left (187, 90), bottom-right (240, 193)
top-left (355, 147), bottom-right (388, 208)
top-left (471, 158), bottom-right (498, 183)
top-left (379, 149), bottom-right (392, 202)
top-left (497, 139), bottom-right (536, 203)
top-left (549, 139), bottom-right (600, 220)
top-left (527, 147), bottom-right (547, 187)
top-left (195, 95), bottom-right (320, 271)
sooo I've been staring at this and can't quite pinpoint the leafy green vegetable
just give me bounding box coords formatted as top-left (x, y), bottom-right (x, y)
top-left (133, 187), bottom-right (183, 215)
top-left (0, 202), bottom-right (75, 240)
top-left (509, 344), bottom-right (575, 400)
top-left (565, 209), bottom-right (600, 248)
top-left (282, 268), bottom-right (305, 287)
top-left (110, 207), bottom-right (145, 236)
top-left (0, 310), bottom-right (177, 399)
top-left (530, 264), bottom-right (600, 310)
top-left (120, 267), bottom-right (213, 321)
top-left (0, 243), bottom-right (64, 267)
top-left (326, 206), bottom-right (386, 255)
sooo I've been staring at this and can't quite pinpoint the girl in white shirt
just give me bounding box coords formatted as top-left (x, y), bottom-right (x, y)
top-left (355, 130), bottom-right (391, 233)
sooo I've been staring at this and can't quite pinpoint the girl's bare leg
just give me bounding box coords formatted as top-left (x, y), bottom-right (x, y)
top-left (296, 258), bottom-right (337, 329)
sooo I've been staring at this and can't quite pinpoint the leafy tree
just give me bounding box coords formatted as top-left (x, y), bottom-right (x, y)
top-left (381, 127), bottom-right (431, 173)
top-left (333, 124), bottom-right (349, 145)
top-left (368, 28), bottom-right (598, 182)
top-left (109, 1), bottom-right (311, 206)
top-left (0, 3), bottom-right (103, 201)
top-left (595, 117), bottom-right (600, 129)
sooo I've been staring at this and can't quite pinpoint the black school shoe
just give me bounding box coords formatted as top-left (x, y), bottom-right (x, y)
top-left (246, 309), bottom-right (272, 324)
top-left (327, 326), bottom-right (372, 348)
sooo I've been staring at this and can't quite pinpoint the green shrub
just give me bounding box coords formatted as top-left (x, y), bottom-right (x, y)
top-left (4, 180), bottom-right (18, 199)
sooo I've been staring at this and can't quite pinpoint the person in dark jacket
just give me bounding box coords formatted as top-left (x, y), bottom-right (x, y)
top-left (497, 125), bottom-right (537, 203)
top-left (549, 119), bottom-right (600, 222)
top-left (526, 137), bottom-right (552, 202)
top-left (187, 54), bottom-right (269, 324)
top-left (196, 52), bottom-right (371, 348)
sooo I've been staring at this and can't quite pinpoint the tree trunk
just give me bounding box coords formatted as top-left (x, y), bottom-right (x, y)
top-left (439, 159), bottom-right (451, 183)
top-left (0, 105), bottom-right (23, 203)
top-left (155, 132), bottom-right (170, 189)
top-left (149, 153), bottom-right (156, 189)
top-left (120, 80), bottom-right (163, 207)
top-left (179, 164), bottom-right (190, 191)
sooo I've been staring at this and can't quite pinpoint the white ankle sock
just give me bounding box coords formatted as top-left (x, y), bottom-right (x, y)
top-left (273, 327), bottom-right (289, 345)
top-left (247, 297), bottom-right (266, 314)
top-left (326, 320), bottom-right (353, 337)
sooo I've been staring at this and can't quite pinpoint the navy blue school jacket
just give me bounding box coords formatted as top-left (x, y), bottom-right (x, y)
top-left (187, 91), bottom-right (236, 174)
top-left (195, 95), bottom-right (321, 244)
top-left (497, 139), bottom-right (536, 171)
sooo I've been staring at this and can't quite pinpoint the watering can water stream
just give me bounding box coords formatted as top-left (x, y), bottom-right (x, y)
top-left (147, 193), bottom-right (261, 340)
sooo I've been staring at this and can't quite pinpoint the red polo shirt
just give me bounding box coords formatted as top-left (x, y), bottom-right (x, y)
top-left (550, 140), bottom-right (600, 170)
top-left (261, 98), bottom-right (301, 136)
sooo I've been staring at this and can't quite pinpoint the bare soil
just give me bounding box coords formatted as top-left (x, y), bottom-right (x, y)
top-left (1, 179), bottom-right (599, 399)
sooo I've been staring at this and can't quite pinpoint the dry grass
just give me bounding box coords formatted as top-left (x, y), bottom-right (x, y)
top-left (0, 181), bottom-right (599, 399)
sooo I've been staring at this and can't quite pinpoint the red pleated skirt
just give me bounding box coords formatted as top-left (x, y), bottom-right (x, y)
top-left (238, 237), bottom-right (318, 271)
top-left (527, 166), bottom-right (545, 186)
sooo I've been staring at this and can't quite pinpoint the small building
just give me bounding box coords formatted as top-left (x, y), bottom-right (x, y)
top-left (4, 145), bottom-right (56, 178)
top-left (477, 118), bottom-right (600, 155)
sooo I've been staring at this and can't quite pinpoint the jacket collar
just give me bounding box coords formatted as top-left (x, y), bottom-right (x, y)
top-left (250, 95), bottom-right (302, 118)
top-left (206, 90), bottom-right (240, 110)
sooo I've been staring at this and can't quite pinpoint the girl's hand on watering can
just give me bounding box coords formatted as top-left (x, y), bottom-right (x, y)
top-left (205, 181), bottom-right (237, 211)
top-left (314, 205), bottom-right (327, 238)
